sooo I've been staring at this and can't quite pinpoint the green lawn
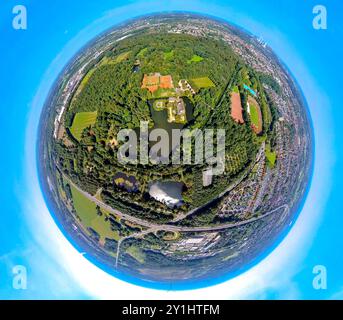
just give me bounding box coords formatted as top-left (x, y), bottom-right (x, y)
top-left (232, 85), bottom-right (239, 93)
top-left (114, 51), bottom-right (131, 63)
top-left (70, 183), bottom-right (120, 242)
top-left (162, 231), bottom-right (180, 241)
top-left (137, 47), bottom-right (148, 57)
top-left (78, 68), bottom-right (96, 92)
top-left (164, 50), bottom-right (174, 60)
top-left (126, 245), bottom-right (146, 263)
top-left (152, 88), bottom-right (176, 99)
top-left (265, 144), bottom-right (277, 168)
top-left (187, 54), bottom-right (204, 63)
top-left (249, 103), bottom-right (260, 128)
top-left (98, 51), bottom-right (131, 67)
top-left (69, 111), bottom-right (97, 141)
top-left (190, 77), bottom-right (215, 89)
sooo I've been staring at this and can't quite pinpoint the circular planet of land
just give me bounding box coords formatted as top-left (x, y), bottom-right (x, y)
top-left (38, 13), bottom-right (313, 285)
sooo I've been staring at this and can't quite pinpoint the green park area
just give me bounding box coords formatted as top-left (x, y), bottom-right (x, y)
top-left (99, 51), bottom-right (131, 67)
top-left (187, 54), bottom-right (204, 63)
top-left (77, 69), bottom-right (96, 93)
top-left (162, 231), bottom-right (180, 241)
top-left (126, 245), bottom-right (146, 264)
top-left (164, 50), bottom-right (174, 60)
top-left (190, 77), bottom-right (215, 90)
top-left (69, 111), bottom-right (97, 141)
top-left (152, 88), bottom-right (176, 99)
top-left (249, 103), bottom-right (260, 128)
top-left (69, 183), bottom-right (120, 243)
top-left (265, 144), bottom-right (277, 168)
top-left (137, 47), bottom-right (148, 57)
top-left (113, 51), bottom-right (131, 63)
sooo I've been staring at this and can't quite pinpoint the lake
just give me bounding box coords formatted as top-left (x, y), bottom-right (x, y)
top-left (148, 181), bottom-right (184, 208)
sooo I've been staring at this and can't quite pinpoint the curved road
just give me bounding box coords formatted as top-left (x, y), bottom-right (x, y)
top-left (63, 173), bottom-right (289, 233)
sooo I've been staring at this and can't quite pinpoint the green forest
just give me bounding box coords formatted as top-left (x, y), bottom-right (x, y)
top-left (54, 32), bottom-right (277, 224)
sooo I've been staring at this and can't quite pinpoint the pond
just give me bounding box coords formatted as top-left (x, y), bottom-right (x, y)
top-left (148, 181), bottom-right (184, 208)
top-left (147, 96), bottom-right (194, 151)
top-left (149, 96), bottom-right (194, 132)
top-left (113, 172), bottom-right (139, 193)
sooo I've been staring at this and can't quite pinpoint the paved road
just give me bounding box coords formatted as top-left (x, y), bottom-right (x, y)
top-left (63, 172), bottom-right (289, 233)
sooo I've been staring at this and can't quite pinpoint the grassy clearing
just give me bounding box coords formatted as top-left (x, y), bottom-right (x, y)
top-left (164, 50), bottom-right (174, 60)
top-left (162, 231), bottom-right (180, 241)
top-left (69, 111), bottom-right (97, 141)
top-left (190, 77), bottom-right (215, 90)
top-left (70, 184), bottom-right (95, 225)
top-left (126, 245), bottom-right (145, 263)
top-left (265, 144), bottom-right (277, 168)
top-left (137, 47), bottom-right (148, 57)
top-left (113, 51), bottom-right (131, 63)
top-left (78, 68), bottom-right (96, 92)
top-left (249, 103), bottom-right (260, 128)
top-left (187, 54), bottom-right (203, 63)
top-left (152, 88), bottom-right (176, 99)
top-left (232, 85), bottom-right (239, 93)
top-left (70, 183), bottom-right (120, 243)
top-left (98, 51), bottom-right (131, 67)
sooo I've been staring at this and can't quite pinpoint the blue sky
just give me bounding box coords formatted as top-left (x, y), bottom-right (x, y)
top-left (0, 0), bottom-right (342, 299)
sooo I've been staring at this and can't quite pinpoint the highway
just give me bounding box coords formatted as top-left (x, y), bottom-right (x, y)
top-left (63, 172), bottom-right (289, 233)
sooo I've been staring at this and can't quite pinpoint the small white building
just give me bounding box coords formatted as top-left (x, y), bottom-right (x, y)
top-left (202, 168), bottom-right (213, 187)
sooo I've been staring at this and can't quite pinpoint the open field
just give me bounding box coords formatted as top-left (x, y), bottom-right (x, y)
top-left (162, 231), bottom-right (180, 241)
top-left (99, 51), bottom-right (131, 67)
top-left (70, 183), bottom-right (120, 244)
top-left (232, 85), bottom-right (239, 93)
top-left (78, 68), bottom-right (96, 93)
top-left (249, 104), bottom-right (259, 126)
top-left (230, 90), bottom-right (244, 124)
top-left (164, 50), bottom-right (174, 60)
top-left (187, 54), bottom-right (204, 63)
top-left (69, 111), bottom-right (97, 141)
top-left (137, 47), bottom-right (148, 57)
top-left (247, 96), bottom-right (262, 134)
top-left (113, 51), bottom-right (131, 63)
top-left (126, 245), bottom-right (146, 263)
top-left (152, 88), bottom-right (176, 98)
top-left (265, 144), bottom-right (277, 168)
top-left (190, 77), bottom-right (215, 90)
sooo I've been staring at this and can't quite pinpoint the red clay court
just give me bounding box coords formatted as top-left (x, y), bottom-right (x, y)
top-left (230, 92), bottom-right (244, 124)
top-left (141, 73), bottom-right (174, 93)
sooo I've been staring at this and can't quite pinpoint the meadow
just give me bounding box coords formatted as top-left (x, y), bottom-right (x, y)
top-left (69, 111), bottom-right (97, 141)
top-left (70, 183), bottom-right (120, 244)
top-left (190, 76), bottom-right (215, 90)
top-left (265, 144), bottom-right (277, 168)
